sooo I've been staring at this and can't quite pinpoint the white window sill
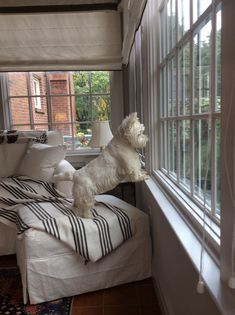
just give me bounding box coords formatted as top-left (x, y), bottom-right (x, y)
top-left (65, 148), bottom-right (100, 169)
top-left (66, 147), bottom-right (100, 156)
top-left (144, 177), bottom-right (235, 315)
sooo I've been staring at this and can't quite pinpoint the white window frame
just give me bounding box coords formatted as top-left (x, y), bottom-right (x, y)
top-left (0, 71), bottom-right (112, 153)
top-left (33, 77), bottom-right (42, 110)
top-left (156, 0), bottom-right (221, 257)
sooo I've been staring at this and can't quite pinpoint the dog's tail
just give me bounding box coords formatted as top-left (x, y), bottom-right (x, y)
top-left (53, 171), bottom-right (74, 182)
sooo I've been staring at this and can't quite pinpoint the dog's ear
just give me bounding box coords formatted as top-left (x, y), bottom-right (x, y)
top-left (116, 112), bottom-right (139, 137)
top-left (125, 112), bottom-right (138, 130)
top-left (127, 112), bottom-right (138, 126)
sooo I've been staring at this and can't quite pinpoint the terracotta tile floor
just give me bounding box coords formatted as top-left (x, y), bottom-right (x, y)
top-left (0, 255), bottom-right (162, 315)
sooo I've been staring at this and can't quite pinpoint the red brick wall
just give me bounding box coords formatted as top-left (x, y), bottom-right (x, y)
top-left (8, 72), bottom-right (76, 136)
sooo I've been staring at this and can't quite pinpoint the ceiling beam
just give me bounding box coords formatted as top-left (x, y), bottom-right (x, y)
top-left (0, 3), bottom-right (119, 14)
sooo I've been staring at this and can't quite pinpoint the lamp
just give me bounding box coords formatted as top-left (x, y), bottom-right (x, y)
top-left (89, 120), bottom-right (113, 150)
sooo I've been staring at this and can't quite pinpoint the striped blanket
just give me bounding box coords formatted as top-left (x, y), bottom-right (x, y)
top-left (0, 177), bottom-right (133, 262)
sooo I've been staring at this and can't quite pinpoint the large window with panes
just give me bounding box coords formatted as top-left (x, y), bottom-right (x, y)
top-left (0, 71), bottom-right (111, 151)
top-left (157, 0), bottom-right (221, 246)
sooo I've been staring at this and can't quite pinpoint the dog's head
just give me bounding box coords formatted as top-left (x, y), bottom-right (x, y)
top-left (117, 112), bottom-right (148, 149)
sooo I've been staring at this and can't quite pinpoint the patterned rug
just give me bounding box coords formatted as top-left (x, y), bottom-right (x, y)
top-left (0, 268), bottom-right (72, 315)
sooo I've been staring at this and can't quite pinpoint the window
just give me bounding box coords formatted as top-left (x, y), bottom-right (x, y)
top-left (1, 71), bottom-right (111, 151)
top-left (32, 77), bottom-right (42, 110)
top-left (158, 0), bottom-right (221, 241)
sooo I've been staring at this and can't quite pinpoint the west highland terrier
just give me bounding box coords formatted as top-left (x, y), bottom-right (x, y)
top-left (54, 112), bottom-right (149, 218)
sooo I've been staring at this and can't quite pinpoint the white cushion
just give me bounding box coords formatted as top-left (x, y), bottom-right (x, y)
top-left (16, 143), bottom-right (66, 182)
top-left (0, 141), bottom-right (30, 178)
top-left (54, 160), bottom-right (75, 197)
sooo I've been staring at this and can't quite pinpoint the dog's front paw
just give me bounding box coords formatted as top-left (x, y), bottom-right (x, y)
top-left (142, 173), bottom-right (150, 180)
top-left (139, 171), bottom-right (149, 181)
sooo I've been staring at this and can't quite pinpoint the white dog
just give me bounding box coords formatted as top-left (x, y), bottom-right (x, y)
top-left (54, 112), bottom-right (149, 218)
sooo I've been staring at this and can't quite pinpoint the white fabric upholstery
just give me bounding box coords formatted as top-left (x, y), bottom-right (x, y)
top-left (0, 141), bottom-right (30, 178)
top-left (16, 143), bottom-right (66, 182)
top-left (0, 156), bottom-right (74, 256)
top-left (16, 195), bottom-right (152, 304)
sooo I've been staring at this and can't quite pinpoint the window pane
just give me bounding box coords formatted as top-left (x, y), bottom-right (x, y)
top-left (215, 119), bottom-right (221, 214)
top-left (50, 96), bottom-right (74, 125)
top-left (193, 19), bottom-right (211, 114)
top-left (92, 95), bottom-right (111, 121)
top-left (90, 71), bottom-right (110, 94)
top-left (193, 0), bottom-right (212, 23)
top-left (4, 70), bottom-right (111, 151)
top-left (32, 96), bottom-right (48, 124)
top-left (31, 72), bottom-right (46, 97)
top-left (73, 72), bottom-right (90, 94)
top-left (10, 97), bottom-right (30, 126)
top-left (161, 121), bottom-right (168, 170)
top-left (53, 123), bottom-right (75, 149)
top-left (8, 72), bottom-right (28, 96)
top-left (179, 43), bottom-right (191, 115)
top-left (194, 119), bottom-right (211, 208)
top-left (178, 0), bottom-right (190, 40)
top-left (179, 120), bottom-right (190, 189)
top-left (168, 56), bottom-right (177, 116)
top-left (167, 0), bottom-right (176, 52)
top-left (168, 120), bottom-right (177, 177)
top-left (75, 95), bottom-right (91, 123)
top-left (216, 8), bottom-right (221, 112)
top-left (77, 122), bottom-right (92, 147)
top-left (48, 73), bottom-right (70, 95)
top-left (160, 67), bottom-right (167, 117)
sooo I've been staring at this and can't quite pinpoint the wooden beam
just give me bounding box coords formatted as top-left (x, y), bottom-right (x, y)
top-left (0, 3), bottom-right (119, 13)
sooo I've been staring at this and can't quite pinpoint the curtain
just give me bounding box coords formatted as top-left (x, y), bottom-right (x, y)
top-left (121, 0), bottom-right (147, 65)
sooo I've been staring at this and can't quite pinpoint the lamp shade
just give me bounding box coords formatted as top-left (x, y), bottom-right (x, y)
top-left (89, 120), bottom-right (113, 149)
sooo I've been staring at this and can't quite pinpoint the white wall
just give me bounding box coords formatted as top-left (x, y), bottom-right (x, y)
top-left (136, 182), bottom-right (222, 315)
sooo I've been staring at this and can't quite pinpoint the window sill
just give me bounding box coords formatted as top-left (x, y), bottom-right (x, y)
top-left (153, 170), bottom-right (220, 259)
top-left (35, 109), bottom-right (45, 114)
top-left (144, 177), bottom-right (235, 315)
top-left (66, 147), bottom-right (100, 156)
top-left (65, 148), bottom-right (100, 169)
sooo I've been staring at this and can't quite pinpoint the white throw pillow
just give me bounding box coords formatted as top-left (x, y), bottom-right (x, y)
top-left (16, 143), bottom-right (66, 182)
top-left (0, 141), bottom-right (30, 178)
top-left (54, 160), bottom-right (75, 197)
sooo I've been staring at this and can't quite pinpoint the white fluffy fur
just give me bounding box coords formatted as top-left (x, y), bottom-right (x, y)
top-left (54, 112), bottom-right (149, 218)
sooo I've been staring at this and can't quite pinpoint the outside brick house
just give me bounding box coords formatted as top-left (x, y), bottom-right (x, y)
top-left (8, 72), bottom-right (76, 136)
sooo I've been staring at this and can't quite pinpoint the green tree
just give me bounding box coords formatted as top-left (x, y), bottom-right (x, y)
top-left (73, 71), bottom-right (110, 125)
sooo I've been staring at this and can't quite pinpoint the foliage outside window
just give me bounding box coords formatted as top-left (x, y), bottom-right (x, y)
top-left (3, 71), bottom-right (111, 151)
top-left (159, 1), bottom-right (221, 223)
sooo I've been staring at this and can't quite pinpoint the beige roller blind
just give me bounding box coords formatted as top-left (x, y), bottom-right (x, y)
top-left (0, 10), bottom-right (122, 71)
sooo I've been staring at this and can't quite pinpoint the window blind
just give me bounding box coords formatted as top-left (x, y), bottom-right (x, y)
top-left (0, 10), bottom-right (122, 71)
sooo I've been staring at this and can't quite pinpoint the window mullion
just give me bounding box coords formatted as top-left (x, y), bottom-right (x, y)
top-left (26, 73), bottom-right (34, 129)
top-left (45, 72), bottom-right (53, 132)
top-left (176, 48), bottom-right (180, 184)
top-left (210, 2), bottom-right (217, 216)
top-left (189, 27), bottom-right (194, 197)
